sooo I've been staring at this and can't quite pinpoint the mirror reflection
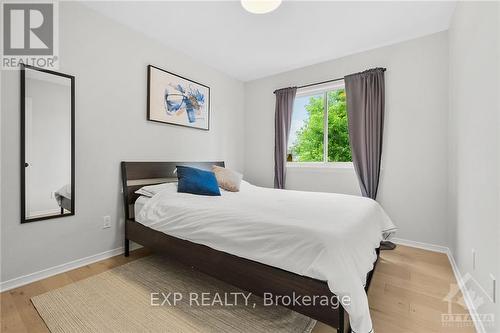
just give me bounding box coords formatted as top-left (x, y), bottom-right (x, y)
top-left (22, 65), bottom-right (74, 222)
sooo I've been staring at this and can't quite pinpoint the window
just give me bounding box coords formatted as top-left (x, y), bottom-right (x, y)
top-left (287, 81), bottom-right (352, 164)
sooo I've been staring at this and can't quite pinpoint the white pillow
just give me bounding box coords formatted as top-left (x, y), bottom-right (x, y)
top-left (212, 165), bottom-right (243, 192)
top-left (135, 182), bottom-right (176, 198)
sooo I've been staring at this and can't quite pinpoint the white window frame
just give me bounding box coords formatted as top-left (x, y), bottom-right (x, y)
top-left (287, 80), bottom-right (353, 169)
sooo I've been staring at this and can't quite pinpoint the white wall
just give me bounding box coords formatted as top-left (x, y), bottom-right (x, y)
top-left (0, 2), bottom-right (245, 283)
top-left (244, 32), bottom-right (450, 247)
top-left (448, 2), bottom-right (500, 331)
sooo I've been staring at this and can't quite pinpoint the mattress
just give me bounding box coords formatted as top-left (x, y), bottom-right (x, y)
top-left (134, 181), bottom-right (396, 333)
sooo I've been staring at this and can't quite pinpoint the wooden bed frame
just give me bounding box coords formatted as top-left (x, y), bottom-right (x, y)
top-left (121, 161), bottom-right (380, 333)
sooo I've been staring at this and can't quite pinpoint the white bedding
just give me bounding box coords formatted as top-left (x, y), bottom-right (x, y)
top-left (134, 195), bottom-right (149, 215)
top-left (135, 181), bottom-right (396, 333)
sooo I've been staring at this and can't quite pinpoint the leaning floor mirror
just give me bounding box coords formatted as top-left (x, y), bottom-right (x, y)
top-left (21, 64), bottom-right (75, 223)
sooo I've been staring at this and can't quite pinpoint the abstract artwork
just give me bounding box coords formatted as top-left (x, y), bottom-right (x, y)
top-left (147, 65), bottom-right (210, 130)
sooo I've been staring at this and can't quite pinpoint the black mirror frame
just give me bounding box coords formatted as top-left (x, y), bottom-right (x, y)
top-left (20, 64), bottom-right (76, 223)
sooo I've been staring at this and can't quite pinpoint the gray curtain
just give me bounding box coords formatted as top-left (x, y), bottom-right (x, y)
top-left (344, 68), bottom-right (385, 199)
top-left (274, 87), bottom-right (297, 189)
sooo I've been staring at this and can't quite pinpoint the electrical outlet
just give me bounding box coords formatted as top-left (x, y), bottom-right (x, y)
top-left (490, 274), bottom-right (496, 303)
top-left (472, 249), bottom-right (476, 270)
top-left (103, 216), bottom-right (111, 229)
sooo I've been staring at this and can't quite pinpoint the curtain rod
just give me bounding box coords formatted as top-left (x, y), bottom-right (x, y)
top-left (297, 77), bottom-right (344, 89)
top-left (273, 68), bottom-right (386, 94)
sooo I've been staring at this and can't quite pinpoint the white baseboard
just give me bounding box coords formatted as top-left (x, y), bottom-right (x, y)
top-left (29, 208), bottom-right (61, 217)
top-left (391, 237), bottom-right (486, 333)
top-left (446, 250), bottom-right (487, 333)
top-left (0, 243), bottom-right (141, 292)
top-left (391, 237), bottom-right (449, 253)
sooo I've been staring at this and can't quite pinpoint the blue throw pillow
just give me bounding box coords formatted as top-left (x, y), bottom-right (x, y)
top-left (176, 166), bottom-right (221, 196)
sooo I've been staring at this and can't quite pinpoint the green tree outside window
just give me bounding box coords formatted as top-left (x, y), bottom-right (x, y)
top-left (290, 89), bottom-right (352, 162)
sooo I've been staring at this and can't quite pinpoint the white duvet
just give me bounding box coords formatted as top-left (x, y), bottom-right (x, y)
top-left (135, 181), bottom-right (396, 333)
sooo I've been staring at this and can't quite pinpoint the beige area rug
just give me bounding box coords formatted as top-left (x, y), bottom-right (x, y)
top-left (32, 255), bottom-right (316, 333)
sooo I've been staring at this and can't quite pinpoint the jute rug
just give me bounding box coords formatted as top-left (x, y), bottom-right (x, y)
top-left (32, 255), bottom-right (316, 333)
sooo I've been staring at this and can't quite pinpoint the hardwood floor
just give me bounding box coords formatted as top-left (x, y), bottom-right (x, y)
top-left (0, 245), bottom-right (475, 333)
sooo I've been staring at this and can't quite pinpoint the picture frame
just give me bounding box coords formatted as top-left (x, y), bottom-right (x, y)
top-left (147, 65), bottom-right (210, 130)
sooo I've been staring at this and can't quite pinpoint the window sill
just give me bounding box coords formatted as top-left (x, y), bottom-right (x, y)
top-left (286, 162), bottom-right (354, 169)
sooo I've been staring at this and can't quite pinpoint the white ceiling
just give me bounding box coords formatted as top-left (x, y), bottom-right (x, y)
top-left (83, 1), bottom-right (456, 81)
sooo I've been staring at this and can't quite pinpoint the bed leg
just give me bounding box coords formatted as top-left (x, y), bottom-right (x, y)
top-left (338, 308), bottom-right (344, 333)
top-left (124, 238), bottom-right (130, 257)
top-left (338, 305), bottom-right (351, 333)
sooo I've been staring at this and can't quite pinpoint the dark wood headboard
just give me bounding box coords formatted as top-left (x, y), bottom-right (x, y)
top-left (121, 161), bottom-right (225, 220)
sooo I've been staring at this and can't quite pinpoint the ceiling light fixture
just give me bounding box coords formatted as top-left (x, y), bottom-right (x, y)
top-left (241, 0), bottom-right (282, 14)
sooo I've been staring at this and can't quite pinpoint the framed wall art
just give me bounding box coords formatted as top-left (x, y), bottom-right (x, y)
top-left (147, 65), bottom-right (210, 130)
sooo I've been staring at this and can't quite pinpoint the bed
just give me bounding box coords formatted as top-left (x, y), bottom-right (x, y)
top-left (55, 184), bottom-right (71, 214)
top-left (121, 161), bottom-right (395, 333)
